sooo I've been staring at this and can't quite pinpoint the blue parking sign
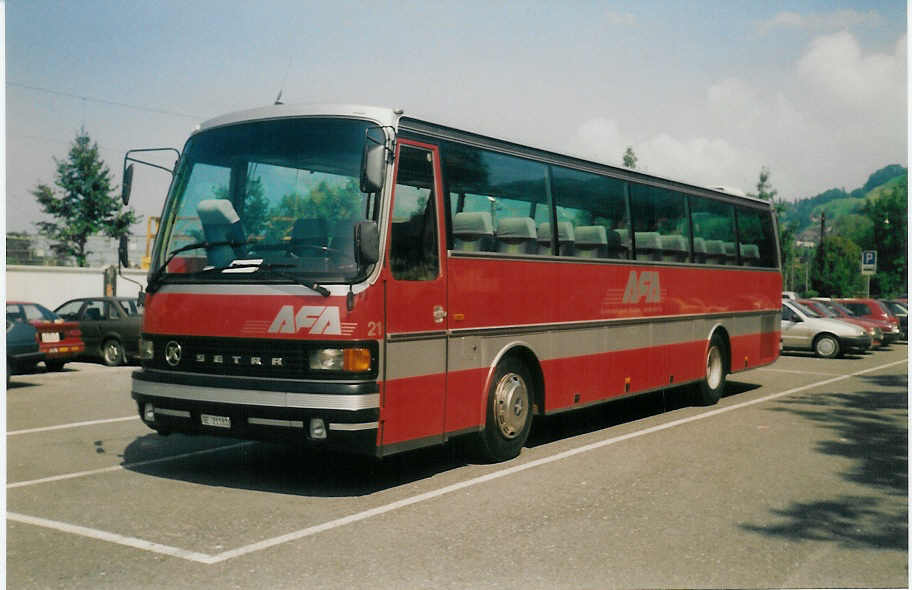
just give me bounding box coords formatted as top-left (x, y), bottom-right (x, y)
top-left (861, 250), bottom-right (877, 275)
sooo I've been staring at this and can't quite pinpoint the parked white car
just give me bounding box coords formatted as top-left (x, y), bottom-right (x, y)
top-left (781, 299), bottom-right (871, 358)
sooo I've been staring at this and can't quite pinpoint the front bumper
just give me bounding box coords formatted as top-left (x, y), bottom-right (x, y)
top-left (132, 369), bottom-right (379, 455)
top-left (841, 334), bottom-right (872, 351)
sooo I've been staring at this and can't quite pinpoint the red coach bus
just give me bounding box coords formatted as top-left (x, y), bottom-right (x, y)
top-left (125, 104), bottom-right (781, 462)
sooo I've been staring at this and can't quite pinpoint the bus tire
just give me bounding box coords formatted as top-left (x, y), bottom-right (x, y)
top-left (695, 334), bottom-right (727, 406)
top-left (471, 357), bottom-right (534, 463)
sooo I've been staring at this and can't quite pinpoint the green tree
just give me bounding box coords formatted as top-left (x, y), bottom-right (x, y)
top-left (862, 181), bottom-right (907, 296)
top-left (31, 129), bottom-right (137, 266)
top-left (264, 179), bottom-right (361, 242)
top-left (749, 166), bottom-right (778, 201)
top-left (622, 146), bottom-right (637, 169)
top-left (810, 234), bottom-right (865, 297)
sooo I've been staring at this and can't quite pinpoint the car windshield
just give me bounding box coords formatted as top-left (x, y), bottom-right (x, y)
top-left (791, 301), bottom-right (821, 318)
top-left (153, 117), bottom-right (382, 284)
top-left (7, 303), bottom-right (59, 322)
top-left (886, 301), bottom-right (907, 314)
top-left (803, 301), bottom-right (836, 317)
top-left (828, 301), bottom-right (856, 316)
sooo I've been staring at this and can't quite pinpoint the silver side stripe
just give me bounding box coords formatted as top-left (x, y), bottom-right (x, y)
top-left (329, 422), bottom-right (378, 431)
top-left (154, 408), bottom-right (191, 418)
top-left (248, 418), bottom-right (304, 429)
top-left (133, 379), bottom-right (379, 411)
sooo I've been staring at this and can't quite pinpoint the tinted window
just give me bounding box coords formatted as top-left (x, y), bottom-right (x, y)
top-left (55, 301), bottom-right (84, 320)
top-left (629, 184), bottom-right (690, 262)
top-left (551, 167), bottom-right (630, 259)
top-left (736, 206), bottom-right (777, 268)
top-left (689, 196), bottom-right (736, 265)
top-left (82, 300), bottom-right (107, 321)
top-left (844, 302), bottom-right (871, 316)
top-left (118, 299), bottom-right (142, 316)
top-left (443, 143), bottom-right (549, 253)
top-left (22, 304), bottom-right (57, 321)
top-left (390, 145), bottom-right (438, 281)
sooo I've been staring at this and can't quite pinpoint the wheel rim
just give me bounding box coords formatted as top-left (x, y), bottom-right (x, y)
top-left (493, 372), bottom-right (529, 439)
top-left (706, 345), bottom-right (723, 390)
top-left (817, 337), bottom-right (836, 356)
top-left (104, 342), bottom-right (121, 364)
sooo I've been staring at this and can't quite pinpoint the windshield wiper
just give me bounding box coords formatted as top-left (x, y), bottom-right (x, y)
top-left (145, 238), bottom-right (259, 293)
top-left (192, 261), bottom-right (331, 297)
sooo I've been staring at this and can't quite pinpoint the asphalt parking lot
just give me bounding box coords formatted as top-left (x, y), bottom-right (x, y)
top-left (5, 345), bottom-right (908, 589)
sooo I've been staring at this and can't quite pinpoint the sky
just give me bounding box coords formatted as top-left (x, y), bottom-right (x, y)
top-left (4, 1), bottom-right (908, 237)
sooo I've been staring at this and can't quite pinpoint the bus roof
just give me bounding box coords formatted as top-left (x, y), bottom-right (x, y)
top-left (195, 103), bottom-right (769, 207)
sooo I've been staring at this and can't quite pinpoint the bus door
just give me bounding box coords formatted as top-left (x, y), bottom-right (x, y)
top-left (381, 140), bottom-right (449, 451)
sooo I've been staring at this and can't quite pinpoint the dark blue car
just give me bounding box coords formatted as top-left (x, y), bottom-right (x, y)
top-left (7, 319), bottom-right (42, 383)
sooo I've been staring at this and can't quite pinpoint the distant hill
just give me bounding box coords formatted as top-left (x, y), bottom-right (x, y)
top-left (780, 165), bottom-right (908, 243)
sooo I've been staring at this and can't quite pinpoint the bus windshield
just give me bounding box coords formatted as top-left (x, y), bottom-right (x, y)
top-left (153, 117), bottom-right (380, 284)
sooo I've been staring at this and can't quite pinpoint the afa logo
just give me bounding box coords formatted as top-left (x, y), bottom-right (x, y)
top-left (268, 305), bottom-right (342, 335)
top-left (622, 271), bottom-right (661, 304)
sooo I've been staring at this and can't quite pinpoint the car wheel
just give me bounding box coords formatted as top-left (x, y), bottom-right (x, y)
top-left (102, 339), bottom-right (125, 366)
top-left (45, 360), bottom-right (65, 372)
top-left (469, 356), bottom-right (534, 463)
top-left (814, 334), bottom-right (840, 359)
top-left (695, 333), bottom-right (727, 405)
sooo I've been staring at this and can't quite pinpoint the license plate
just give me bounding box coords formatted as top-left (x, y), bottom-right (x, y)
top-left (201, 414), bottom-right (231, 429)
top-left (41, 332), bottom-right (60, 343)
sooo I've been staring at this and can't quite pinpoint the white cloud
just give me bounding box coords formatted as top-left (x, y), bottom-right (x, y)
top-left (757, 9), bottom-right (884, 34)
top-left (570, 30), bottom-right (906, 201)
top-left (569, 117), bottom-right (760, 194)
top-left (796, 31), bottom-right (906, 111)
top-left (604, 10), bottom-right (636, 26)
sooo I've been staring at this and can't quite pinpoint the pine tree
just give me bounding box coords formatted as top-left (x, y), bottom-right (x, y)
top-left (31, 128), bottom-right (138, 266)
top-left (623, 146), bottom-right (637, 169)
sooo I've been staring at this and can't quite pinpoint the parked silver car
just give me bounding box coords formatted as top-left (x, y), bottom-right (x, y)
top-left (781, 299), bottom-right (871, 358)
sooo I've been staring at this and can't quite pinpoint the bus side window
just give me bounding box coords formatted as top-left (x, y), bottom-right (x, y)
top-left (390, 146), bottom-right (439, 281)
top-left (735, 205), bottom-right (776, 268)
top-left (690, 195), bottom-right (736, 265)
top-left (441, 141), bottom-right (549, 254)
top-left (629, 184), bottom-right (689, 262)
top-left (550, 166), bottom-right (630, 259)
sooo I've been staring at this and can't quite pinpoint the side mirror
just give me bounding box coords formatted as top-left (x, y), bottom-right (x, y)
top-left (121, 164), bottom-right (134, 205)
top-left (118, 235), bottom-right (129, 267)
top-left (354, 221), bottom-right (380, 266)
top-left (360, 132), bottom-right (387, 194)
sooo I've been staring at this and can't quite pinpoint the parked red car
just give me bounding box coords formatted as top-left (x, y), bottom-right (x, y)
top-left (837, 298), bottom-right (901, 344)
top-left (6, 301), bottom-right (85, 371)
top-left (800, 299), bottom-right (883, 348)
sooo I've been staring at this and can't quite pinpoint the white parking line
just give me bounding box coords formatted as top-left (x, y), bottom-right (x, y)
top-left (8, 357), bottom-right (907, 564)
top-left (755, 368), bottom-right (843, 377)
top-left (6, 512), bottom-right (216, 564)
top-left (7, 416), bottom-right (139, 436)
top-left (7, 442), bottom-right (254, 489)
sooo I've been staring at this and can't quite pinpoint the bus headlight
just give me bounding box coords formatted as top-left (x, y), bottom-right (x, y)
top-left (309, 348), bottom-right (371, 372)
top-left (139, 338), bottom-right (155, 360)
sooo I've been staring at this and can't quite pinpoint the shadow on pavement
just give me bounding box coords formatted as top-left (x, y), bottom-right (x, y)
top-left (740, 372), bottom-right (908, 550)
top-left (121, 380), bottom-right (761, 498)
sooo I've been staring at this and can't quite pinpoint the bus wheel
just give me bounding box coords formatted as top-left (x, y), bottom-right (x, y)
top-left (695, 334), bottom-right (727, 406)
top-left (473, 357), bottom-right (533, 463)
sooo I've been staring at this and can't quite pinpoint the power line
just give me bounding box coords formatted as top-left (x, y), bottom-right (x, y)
top-left (7, 81), bottom-right (203, 120)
